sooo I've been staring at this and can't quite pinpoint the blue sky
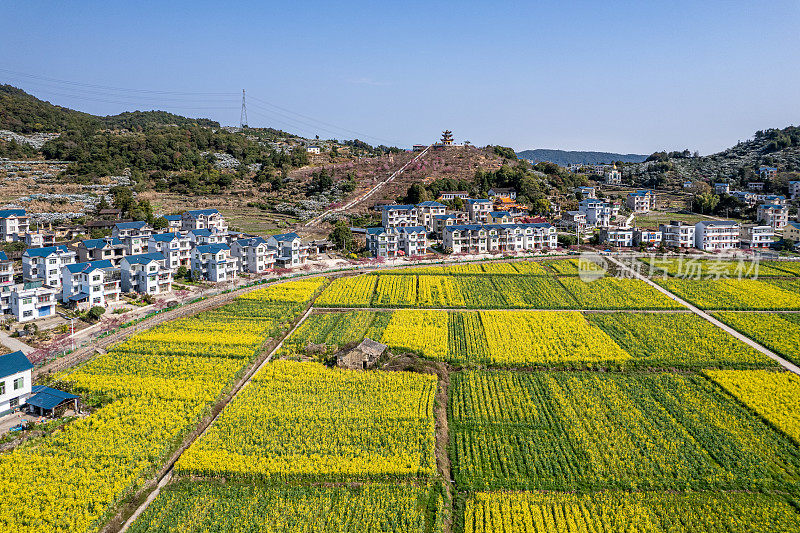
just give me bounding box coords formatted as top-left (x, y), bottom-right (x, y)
top-left (1, 1), bottom-right (798, 154)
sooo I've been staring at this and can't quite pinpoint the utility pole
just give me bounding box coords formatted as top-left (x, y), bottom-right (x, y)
top-left (240, 89), bottom-right (248, 129)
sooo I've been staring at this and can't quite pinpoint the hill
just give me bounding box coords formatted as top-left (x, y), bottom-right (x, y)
top-left (516, 148), bottom-right (648, 166)
top-left (627, 126), bottom-right (800, 190)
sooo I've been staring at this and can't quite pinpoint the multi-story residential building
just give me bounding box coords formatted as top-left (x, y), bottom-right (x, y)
top-left (789, 181), bottom-right (800, 200)
top-left (713, 182), bottom-right (730, 195)
top-left (267, 232), bottom-right (308, 268)
top-left (785, 221), bottom-right (800, 242)
top-left (758, 194), bottom-right (787, 206)
top-left (758, 166), bottom-right (778, 179)
top-left (380, 205), bottom-right (419, 227)
top-left (437, 191), bottom-right (469, 201)
top-left (77, 237), bottom-right (126, 266)
top-left (231, 237), bottom-right (276, 273)
top-left (632, 228), bottom-right (663, 246)
top-left (24, 230), bottom-right (56, 248)
top-left (120, 252), bottom-right (172, 295)
top-left (163, 215), bottom-right (182, 232)
top-left (10, 281), bottom-right (58, 322)
top-left (488, 211), bottom-right (512, 224)
top-left (112, 221), bottom-right (153, 239)
top-left (574, 186), bottom-right (596, 199)
top-left (190, 243), bottom-right (238, 282)
top-left (118, 233), bottom-right (149, 256)
top-left (415, 201), bottom-right (446, 231)
top-left (0, 252), bottom-right (13, 287)
top-left (747, 182), bottom-right (765, 191)
top-left (61, 260), bottom-right (121, 309)
top-left (579, 199), bottom-right (613, 228)
top-left (0, 209), bottom-right (29, 242)
top-left (366, 226), bottom-right (428, 258)
top-left (148, 232), bottom-right (192, 270)
top-left (466, 199), bottom-right (493, 223)
top-left (22, 245), bottom-right (76, 289)
top-left (600, 228), bottom-right (634, 247)
top-left (561, 211), bottom-right (587, 233)
top-left (443, 223), bottom-right (556, 254)
top-left (732, 190), bottom-right (758, 206)
top-left (188, 228), bottom-right (226, 246)
top-left (604, 166), bottom-right (621, 184)
top-left (659, 221), bottom-right (696, 249)
top-left (626, 190), bottom-right (656, 213)
top-left (181, 209), bottom-right (228, 232)
top-left (694, 220), bottom-right (740, 251)
top-left (739, 225), bottom-right (774, 249)
top-left (433, 214), bottom-right (458, 237)
top-left (488, 187), bottom-right (517, 200)
top-left (0, 351), bottom-right (32, 414)
top-left (757, 204), bottom-right (788, 230)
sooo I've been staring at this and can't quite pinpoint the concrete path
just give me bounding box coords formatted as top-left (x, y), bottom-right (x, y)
top-left (607, 256), bottom-right (800, 375)
top-left (0, 332), bottom-right (35, 355)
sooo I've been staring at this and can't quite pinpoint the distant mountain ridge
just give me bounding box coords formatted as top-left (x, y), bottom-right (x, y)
top-left (516, 148), bottom-right (648, 166)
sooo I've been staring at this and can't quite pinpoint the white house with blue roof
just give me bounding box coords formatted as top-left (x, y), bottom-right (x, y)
top-left (416, 201), bottom-right (446, 231)
top-left (757, 204), bottom-right (788, 230)
top-left (267, 232), bottom-right (307, 267)
top-left (381, 205), bottom-right (419, 228)
top-left (22, 245), bottom-right (76, 289)
top-left (9, 280), bottom-right (58, 322)
top-left (231, 237), bottom-right (276, 273)
top-left (181, 209), bottom-right (228, 233)
top-left (0, 351), bottom-right (32, 415)
top-left (191, 243), bottom-right (238, 282)
top-left (444, 223), bottom-right (556, 254)
top-left (148, 232), bottom-right (191, 270)
top-left (626, 190), bottom-right (656, 213)
top-left (77, 236), bottom-right (126, 266)
top-left (0, 208), bottom-right (29, 242)
top-left (61, 260), bottom-right (121, 309)
top-left (120, 252), bottom-right (172, 295)
top-left (694, 220), bottom-right (741, 251)
top-left (366, 226), bottom-right (428, 258)
top-left (488, 211), bottom-right (512, 224)
top-left (0, 251), bottom-right (12, 288)
top-left (163, 215), bottom-right (182, 232)
top-left (188, 228), bottom-right (226, 246)
top-left (112, 221), bottom-right (153, 239)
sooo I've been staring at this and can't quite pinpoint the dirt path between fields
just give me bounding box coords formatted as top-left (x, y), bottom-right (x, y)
top-left (432, 363), bottom-right (453, 533)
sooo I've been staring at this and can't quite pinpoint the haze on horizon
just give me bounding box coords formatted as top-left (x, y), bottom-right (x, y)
top-left (1, 0), bottom-right (798, 155)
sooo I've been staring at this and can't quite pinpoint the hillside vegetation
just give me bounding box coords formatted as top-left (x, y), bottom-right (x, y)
top-left (517, 148), bottom-right (648, 166)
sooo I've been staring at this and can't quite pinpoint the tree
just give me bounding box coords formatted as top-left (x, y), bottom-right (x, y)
top-left (329, 221), bottom-right (354, 251)
top-left (558, 234), bottom-right (578, 247)
top-left (152, 216), bottom-right (169, 230)
top-left (693, 192), bottom-right (720, 214)
top-left (87, 306), bottom-right (105, 321)
top-left (404, 183), bottom-right (430, 204)
top-left (109, 186), bottom-right (135, 214)
top-left (175, 265), bottom-right (188, 280)
top-left (531, 198), bottom-right (551, 216)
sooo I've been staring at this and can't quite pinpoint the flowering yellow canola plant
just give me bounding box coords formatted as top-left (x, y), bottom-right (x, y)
top-left (381, 309), bottom-right (449, 360)
top-left (658, 278), bottom-right (800, 310)
top-left (175, 360), bottom-right (437, 481)
top-left (315, 275), bottom-right (377, 307)
top-left (0, 277), bottom-right (326, 533)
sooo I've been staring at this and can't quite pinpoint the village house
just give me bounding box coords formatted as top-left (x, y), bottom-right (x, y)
top-left (380, 205), bottom-right (419, 228)
top-left (713, 182), bottom-right (730, 195)
top-left (0, 351), bottom-right (32, 415)
top-left (112, 221), bottom-right (153, 239)
top-left (433, 214), bottom-right (459, 238)
top-left (415, 201), bottom-right (446, 231)
top-left (694, 220), bottom-right (740, 251)
top-left (659, 221), bottom-right (695, 249)
top-left (789, 181), bottom-right (800, 200)
top-left (574, 186), bottom-right (596, 199)
top-left (9, 280), bottom-right (58, 322)
top-left (747, 182), bottom-right (765, 191)
top-left (561, 211), bottom-right (587, 233)
top-left (466, 199), bottom-right (493, 223)
top-left (757, 204), bottom-right (788, 230)
top-left (600, 227), bottom-right (634, 247)
top-left (188, 228), bottom-right (226, 246)
top-left (24, 229), bottom-right (56, 248)
top-left (120, 252), bottom-right (173, 295)
top-left (626, 190), bottom-right (656, 213)
top-left (180, 209), bottom-right (228, 233)
top-left (785, 221), bottom-right (800, 242)
top-left (22, 245), bottom-right (76, 289)
top-left (488, 187), bottom-right (517, 200)
top-left (0, 252), bottom-right (12, 287)
top-left (231, 236), bottom-right (276, 273)
top-left (758, 166), bottom-right (778, 179)
top-left (437, 191), bottom-right (469, 201)
top-left (190, 243), bottom-right (238, 282)
top-left (739, 225), bottom-right (774, 249)
top-left (632, 229), bottom-right (663, 247)
top-left (267, 232), bottom-right (307, 267)
top-left (488, 211), bottom-right (513, 224)
top-left (61, 260), bottom-right (121, 309)
top-left (366, 226), bottom-right (427, 258)
top-left (148, 232), bottom-right (192, 270)
top-left (76, 237), bottom-right (126, 267)
top-left (444, 223), bottom-right (556, 254)
top-left (579, 199), bottom-right (613, 228)
top-left (0, 208), bottom-right (29, 242)
top-left (163, 215), bottom-right (182, 232)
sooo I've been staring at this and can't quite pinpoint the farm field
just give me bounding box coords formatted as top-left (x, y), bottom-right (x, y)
top-left (586, 312), bottom-right (775, 368)
top-left (714, 312), bottom-right (800, 366)
top-left (637, 257), bottom-right (790, 278)
top-left (657, 278), bottom-right (800, 309)
top-left (0, 278), bottom-right (325, 533)
top-left (463, 491), bottom-right (800, 533)
top-left (129, 481), bottom-right (440, 533)
top-left (449, 370), bottom-right (800, 491)
top-left (558, 276), bottom-right (684, 309)
top-left (175, 360), bottom-right (437, 481)
top-left (279, 310), bottom-right (391, 357)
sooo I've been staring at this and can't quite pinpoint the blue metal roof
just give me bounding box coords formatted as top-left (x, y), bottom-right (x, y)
top-left (235, 237), bottom-right (266, 247)
top-left (0, 350), bottom-right (32, 378)
top-left (490, 211), bottom-right (511, 217)
top-left (759, 204), bottom-right (786, 210)
top-left (270, 232), bottom-right (299, 242)
top-left (0, 208), bottom-right (26, 219)
top-left (184, 209), bottom-right (219, 217)
top-left (0, 251), bottom-right (8, 261)
top-left (81, 237), bottom-right (122, 249)
top-left (150, 232), bottom-right (182, 242)
top-left (114, 221), bottom-right (149, 230)
top-left (27, 385), bottom-right (79, 411)
top-left (417, 201), bottom-right (445, 207)
top-left (195, 243), bottom-right (229, 254)
top-left (163, 215), bottom-right (181, 221)
top-left (68, 291), bottom-right (91, 302)
top-left (466, 199), bottom-right (492, 204)
top-left (24, 245), bottom-right (69, 257)
top-left (123, 252), bottom-right (165, 265)
top-left (189, 228), bottom-right (213, 237)
top-left (399, 226), bottom-right (426, 234)
top-left (381, 204), bottom-right (415, 211)
top-left (64, 260), bottom-right (114, 274)
top-left (366, 227), bottom-right (387, 235)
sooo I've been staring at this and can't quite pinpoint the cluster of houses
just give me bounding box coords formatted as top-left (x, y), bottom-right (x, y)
top-left (0, 209), bottom-right (312, 323)
top-left (710, 182), bottom-right (791, 230)
top-left (366, 188), bottom-right (557, 257)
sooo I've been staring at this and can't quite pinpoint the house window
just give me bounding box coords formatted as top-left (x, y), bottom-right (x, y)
top-left (13, 377), bottom-right (23, 390)
top-left (9, 397), bottom-right (18, 408)
top-left (0, 381), bottom-right (4, 395)
top-left (23, 310), bottom-right (33, 318)
top-left (93, 297), bottom-right (101, 304)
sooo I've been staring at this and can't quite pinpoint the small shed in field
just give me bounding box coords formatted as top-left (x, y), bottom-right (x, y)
top-left (337, 338), bottom-right (388, 370)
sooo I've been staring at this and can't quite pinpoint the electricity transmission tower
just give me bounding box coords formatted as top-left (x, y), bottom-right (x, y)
top-left (240, 89), bottom-right (248, 128)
